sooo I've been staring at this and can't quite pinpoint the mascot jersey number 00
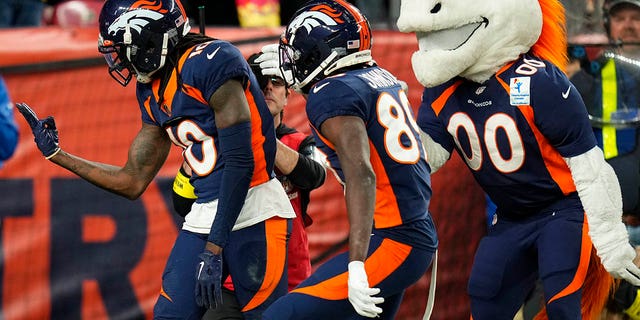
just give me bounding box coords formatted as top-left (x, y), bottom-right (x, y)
top-left (398, 0), bottom-right (640, 319)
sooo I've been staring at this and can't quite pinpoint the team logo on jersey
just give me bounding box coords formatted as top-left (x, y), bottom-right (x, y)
top-left (475, 86), bottom-right (486, 95)
top-left (107, 9), bottom-right (164, 36)
top-left (509, 77), bottom-right (530, 106)
top-left (286, 6), bottom-right (343, 44)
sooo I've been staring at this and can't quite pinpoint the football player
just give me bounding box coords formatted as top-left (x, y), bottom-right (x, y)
top-left (262, 1), bottom-right (438, 319)
top-left (16, 0), bottom-right (295, 319)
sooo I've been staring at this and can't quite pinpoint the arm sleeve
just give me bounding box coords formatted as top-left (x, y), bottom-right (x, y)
top-left (287, 136), bottom-right (326, 190)
top-left (207, 121), bottom-right (254, 246)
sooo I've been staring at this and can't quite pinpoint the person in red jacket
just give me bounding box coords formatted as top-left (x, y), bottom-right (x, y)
top-left (172, 50), bottom-right (327, 319)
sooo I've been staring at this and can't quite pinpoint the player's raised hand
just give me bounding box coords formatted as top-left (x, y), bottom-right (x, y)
top-left (195, 250), bottom-right (223, 309)
top-left (255, 43), bottom-right (294, 86)
top-left (15, 103), bottom-right (60, 159)
top-left (347, 261), bottom-right (384, 318)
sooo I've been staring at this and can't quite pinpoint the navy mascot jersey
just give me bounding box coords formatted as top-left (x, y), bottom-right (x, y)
top-left (418, 53), bottom-right (597, 218)
top-left (306, 66), bottom-right (437, 250)
top-left (136, 40), bottom-right (276, 202)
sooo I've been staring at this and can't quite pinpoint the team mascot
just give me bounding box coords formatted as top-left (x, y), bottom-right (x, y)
top-left (397, 0), bottom-right (640, 319)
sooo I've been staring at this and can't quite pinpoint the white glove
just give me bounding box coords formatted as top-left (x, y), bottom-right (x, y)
top-left (347, 261), bottom-right (384, 318)
top-left (255, 43), bottom-right (294, 86)
top-left (588, 215), bottom-right (640, 286)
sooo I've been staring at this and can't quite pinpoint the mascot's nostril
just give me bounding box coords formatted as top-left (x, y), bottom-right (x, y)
top-left (430, 3), bottom-right (441, 14)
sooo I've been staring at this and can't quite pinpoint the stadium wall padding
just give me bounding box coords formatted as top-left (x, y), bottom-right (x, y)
top-left (0, 26), bottom-right (486, 320)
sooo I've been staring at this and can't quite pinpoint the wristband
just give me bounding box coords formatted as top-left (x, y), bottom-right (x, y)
top-left (45, 148), bottom-right (61, 160)
top-left (173, 167), bottom-right (197, 199)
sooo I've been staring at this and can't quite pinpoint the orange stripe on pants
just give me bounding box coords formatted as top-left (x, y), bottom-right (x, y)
top-left (242, 217), bottom-right (289, 311)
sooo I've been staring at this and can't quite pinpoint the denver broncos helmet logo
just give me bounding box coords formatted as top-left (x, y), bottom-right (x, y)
top-left (107, 0), bottom-right (168, 36)
top-left (286, 5), bottom-right (344, 44)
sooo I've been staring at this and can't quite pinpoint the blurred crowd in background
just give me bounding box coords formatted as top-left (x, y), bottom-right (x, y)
top-left (0, 0), bottom-right (605, 37)
top-left (0, 0), bottom-right (401, 29)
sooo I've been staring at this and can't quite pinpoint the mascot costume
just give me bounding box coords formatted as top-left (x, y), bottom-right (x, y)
top-left (397, 0), bottom-right (640, 319)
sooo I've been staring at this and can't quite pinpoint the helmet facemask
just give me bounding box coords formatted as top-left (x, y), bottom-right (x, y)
top-left (99, 36), bottom-right (134, 86)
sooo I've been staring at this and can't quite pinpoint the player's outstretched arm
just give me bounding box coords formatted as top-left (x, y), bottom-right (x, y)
top-left (17, 102), bottom-right (171, 200)
top-left (565, 146), bottom-right (640, 286)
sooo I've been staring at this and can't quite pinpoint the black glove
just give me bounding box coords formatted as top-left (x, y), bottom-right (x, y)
top-left (16, 103), bottom-right (60, 159)
top-left (195, 250), bottom-right (223, 309)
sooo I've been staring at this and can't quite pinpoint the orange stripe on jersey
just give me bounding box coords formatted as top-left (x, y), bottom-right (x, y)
top-left (334, 0), bottom-right (371, 50)
top-left (369, 142), bottom-right (403, 228)
top-left (159, 285), bottom-right (173, 302)
top-left (142, 96), bottom-right (156, 123)
top-left (432, 80), bottom-right (463, 116)
top-left (182, 83), bottom-right (207, 104)
top-left (291, 238), bottom-right (411, 299)
top-left (516, 105), bottom-right (576, 194)
top-left (245, 82), bottom-right (270, 187)
top-left (548, 215), bottom-right (591, 303)
top-left (242, 217), bottom-right (288, 311)
top-left (495, 61), bottom-right (516, 92)
top-left (310, 123), bottom-right (336, 149)
top-left (152, 47), bottom-right (194, 115)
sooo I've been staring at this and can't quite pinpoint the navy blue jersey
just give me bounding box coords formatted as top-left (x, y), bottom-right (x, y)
top-left (136, 40), bottom-right (276, 202)
top-left (306, 66), bottom-right (436, 250)
top-left (418, 53), bottom-right (597, 218)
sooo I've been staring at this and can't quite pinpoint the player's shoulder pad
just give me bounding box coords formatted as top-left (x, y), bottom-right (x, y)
top-left (187, 39), bottom-right (242, 63)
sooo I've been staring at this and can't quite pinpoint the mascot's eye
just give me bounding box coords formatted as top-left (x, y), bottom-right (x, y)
top-left (430, 3), bottom-right (441, 14)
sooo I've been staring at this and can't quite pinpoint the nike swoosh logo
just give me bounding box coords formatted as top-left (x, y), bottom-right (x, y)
top-left (562, 86), bottom-right (571, 99)
top-left (207, 47), bottom-right (221, 60)
top-left (197, 261), bottom-right (205, 278)
top-left (312, 82), bottom-right (330, 93)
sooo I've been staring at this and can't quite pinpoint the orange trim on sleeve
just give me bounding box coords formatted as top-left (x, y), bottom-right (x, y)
top-left (159, 285), bottom-right (173, 303)
top-left (432, 80), bottom-right (463, 116)
top-left (242, 217), bottom-right (289, 312)
top-left (246, 82), bottom-right (270, 187)
top-left (547, 214), bottom-right (591, 304)
top-left (291, 238), bottom-right (412, 300)
top-left (181, 83), bottom-right (208, 105)
top-left (142, 96), bottom-right (156, 123)
top-left (369, 143), bottom-right (403, 228)
top-left (310, 123), bottom-right (336, 150)
top-left (516, 105), bottom-right (576, 194)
